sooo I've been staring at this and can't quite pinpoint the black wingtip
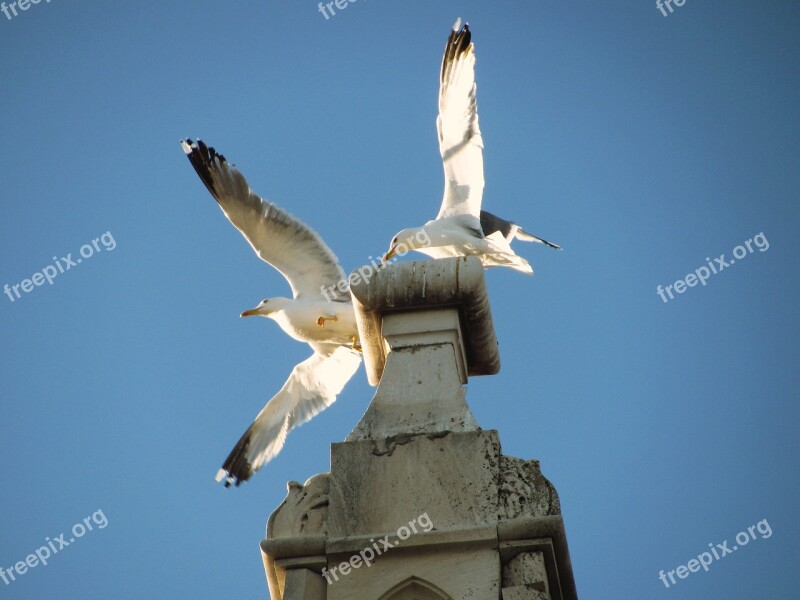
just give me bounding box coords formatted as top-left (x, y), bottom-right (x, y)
top-left (441, 19), bottom-right (473, 82)
top-left (181, 138), bottom-right (230, 200)
top-left (451, 17), bottom-right (469, 34)
top-left (454, 20), bottom-right (471, 43)
top-left (216, 428), bottom-right (256, 488)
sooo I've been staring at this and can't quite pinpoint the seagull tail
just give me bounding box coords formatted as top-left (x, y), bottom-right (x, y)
top-left (514, 228), bottom-right (562, 250)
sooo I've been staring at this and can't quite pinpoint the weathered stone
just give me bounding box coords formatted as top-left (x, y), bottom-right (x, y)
top-left (259, 260), bottom-right (577, 599)
top-left (326, 548), bottom-right (500, 600)
top-left (499, 456), bottom-right (561, 520)
top-left (282, 568), bottom-right (326, 600)
top-left (502, 586), bottom-right (551, 600)
top-left (268, 473), bottom-right (330, 538)
top-left (329, 430), bottom-right (501, 536)
top-left (350, 257), bottom-right (500, 386)
top-left (503, 551), bottom-right (548, 589)
top-left (375, 577), bottom-right (457, 599)
top-left (347, 331), bottom-right (479, 440)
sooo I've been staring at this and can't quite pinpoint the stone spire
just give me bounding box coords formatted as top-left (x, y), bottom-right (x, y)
top-left (260, 257), bottom-right (578, 600)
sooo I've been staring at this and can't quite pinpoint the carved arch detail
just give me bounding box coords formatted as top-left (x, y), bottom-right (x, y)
top-left (378, 576), bottom-right (454, 600)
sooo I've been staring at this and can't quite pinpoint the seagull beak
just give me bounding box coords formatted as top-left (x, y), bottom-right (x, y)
top-left (382, 247), bottom-right (397, 263)
top-left (240, 308), bottom-right (260, 318)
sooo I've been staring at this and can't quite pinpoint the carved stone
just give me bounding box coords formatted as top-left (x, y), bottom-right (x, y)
top-left (329, 430), bottom-right (501, 537)
top-left (265, 474), bottom-right (330, 600)
top-left (259, 260), bottom-right (578, 599)
top-left (502, 551), bottom-right (550, 599)
top-left (502, 588), bottom-right (550, 600)
top-left (268, 473), bottom-right (330, 539)
top-left (378, 577), bottom-right (454, 599)
top-left (499, 456), bottom-right (561, 520)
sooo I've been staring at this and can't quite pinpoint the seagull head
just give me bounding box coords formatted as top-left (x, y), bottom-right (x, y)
top-left (382, 227), bottom-right (432, 263)
top-left (241, 298), bottom-right (282, 318)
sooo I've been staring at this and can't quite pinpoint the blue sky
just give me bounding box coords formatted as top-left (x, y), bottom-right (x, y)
top-left (1, 1), bottom-right (798, 598)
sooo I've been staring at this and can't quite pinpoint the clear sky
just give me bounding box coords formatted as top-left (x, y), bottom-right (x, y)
top-left (1, 1), bottom-right (798, 598)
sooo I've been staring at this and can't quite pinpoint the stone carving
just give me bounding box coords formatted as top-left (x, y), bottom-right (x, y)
top-left (502, 587), bottom-right (550, 600)
top-left (498, 456), bottom-right (560, 520)
top-left (378, 576), bottom-right (454, 600)
top-left (267, 473), bottom-right (330, 538)
top-left (502, 551), bottom-right (550, 600)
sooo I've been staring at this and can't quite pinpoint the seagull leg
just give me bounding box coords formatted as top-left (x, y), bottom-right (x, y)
top-left (316, 315), bottom-right (339, 328)
top-left (351, 336), bottom-right (362, 352)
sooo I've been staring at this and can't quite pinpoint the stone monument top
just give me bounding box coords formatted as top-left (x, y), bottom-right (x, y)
top-left (260, 256), bottom-right (578, 600)
top-left (351, 256), bottom-right (500, 386)
top-left (347, 256), bottom-right (499, 441)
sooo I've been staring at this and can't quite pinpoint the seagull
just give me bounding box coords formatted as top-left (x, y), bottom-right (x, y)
top-left (181, 138), bottom-right (362, 487)
top-left (383, 19), bottom-right (560, 274)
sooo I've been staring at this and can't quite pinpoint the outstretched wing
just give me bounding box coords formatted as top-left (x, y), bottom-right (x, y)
top-left (436, 19), bottom-right (485, 221)
top-left (215, 344), bottom-right (362, 486)
top-left (182, 139), bottom-right (348, 302)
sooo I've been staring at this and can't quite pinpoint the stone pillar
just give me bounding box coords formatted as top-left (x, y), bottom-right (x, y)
top-left (260, 258), bottom-right (578, 600)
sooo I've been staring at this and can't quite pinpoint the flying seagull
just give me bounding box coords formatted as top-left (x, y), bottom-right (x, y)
top-left (384, 19), bottom-right (560, 273)
top-left (181, 139), bottom-right (361, 487)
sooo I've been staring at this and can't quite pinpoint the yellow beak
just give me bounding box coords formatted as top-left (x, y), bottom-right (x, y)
top-left (240, 308), bottom-right (260, 317)
top-left (382, 247), bottom-right (397, 263)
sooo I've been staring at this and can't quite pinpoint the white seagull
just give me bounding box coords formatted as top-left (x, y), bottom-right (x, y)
top-left (181, 139), bottom-right (361, 487)
top-left (384, 20), bottom-right (560, 274)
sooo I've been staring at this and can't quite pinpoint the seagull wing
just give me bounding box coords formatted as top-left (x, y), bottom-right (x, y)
top-left (436, 19), bottom-right (485, 221)
top-left (480, 210), bottom-right (562, 250)
top-left (182, 139), bottom-right (348, 302)
top-left (216, 344), bottom-right (362, 486)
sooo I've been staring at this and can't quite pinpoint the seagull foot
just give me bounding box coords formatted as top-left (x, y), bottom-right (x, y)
top-left (316, 316), bottom-right (338, 328)
top-left (351, 336), bottom-right (362, 352)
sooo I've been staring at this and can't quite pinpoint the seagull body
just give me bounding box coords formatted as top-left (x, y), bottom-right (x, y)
top-left (240, 296), bottom-right (358, 347)
top-left (181, 139), bottom-right (361, 486)
top-left (384, 20), bottom-right (560, 273)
